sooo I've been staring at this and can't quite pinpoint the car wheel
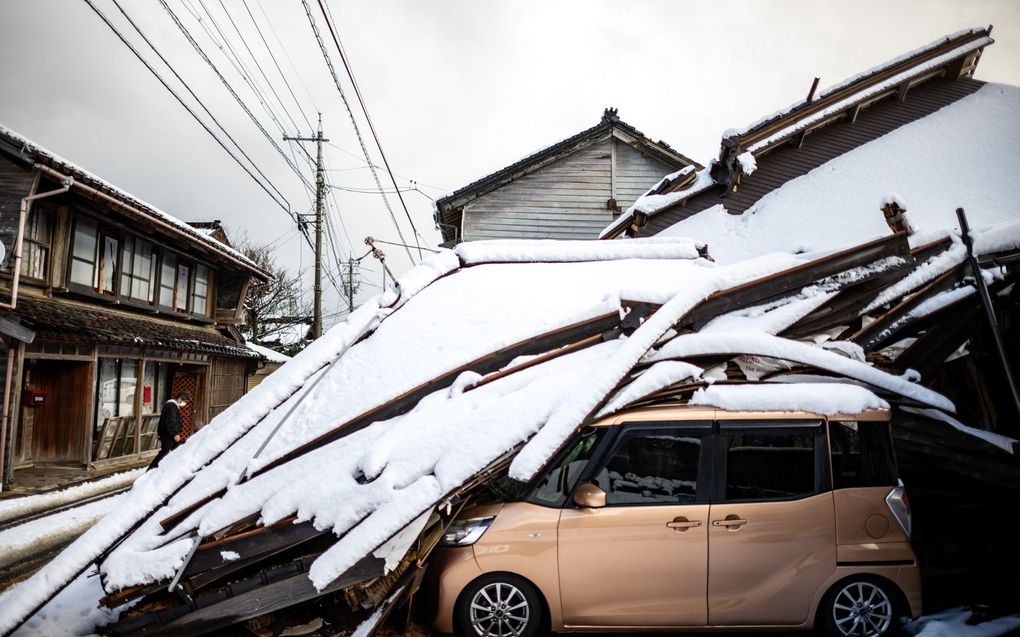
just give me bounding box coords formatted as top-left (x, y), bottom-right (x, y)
top-left (455, 573), bottom-right (542, 637)
top-left (821, 577), bottom-right (902, 637)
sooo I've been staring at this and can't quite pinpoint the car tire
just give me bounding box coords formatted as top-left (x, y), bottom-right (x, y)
top-left (820, 576), bottom-right (904, 637)
top-left (454, 573), bottom-right (543, 637)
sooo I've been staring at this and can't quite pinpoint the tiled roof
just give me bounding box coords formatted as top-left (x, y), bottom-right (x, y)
top-left (12, 294), bottom-right (257, 359)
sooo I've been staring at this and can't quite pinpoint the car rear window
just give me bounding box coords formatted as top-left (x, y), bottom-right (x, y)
top-left (829, 420), bottom-right (897, 488)
top-left (720, 422), bottom-right (825, 501)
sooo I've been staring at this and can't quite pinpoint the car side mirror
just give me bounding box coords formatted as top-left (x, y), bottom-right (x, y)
top-left (573, 483), bottom-right (606, 509)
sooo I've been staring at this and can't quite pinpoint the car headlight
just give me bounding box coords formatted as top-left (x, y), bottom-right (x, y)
top-left (441, 516), bottom-right (494, 546)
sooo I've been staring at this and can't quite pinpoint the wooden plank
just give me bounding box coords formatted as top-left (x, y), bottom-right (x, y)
top-left (107, 554), bottom-right (385, 636)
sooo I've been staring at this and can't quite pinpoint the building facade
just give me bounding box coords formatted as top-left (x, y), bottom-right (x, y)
top-left (434, 108), bottom-right (699, 246)
top-left (0, 126), bottom-right (270, 488)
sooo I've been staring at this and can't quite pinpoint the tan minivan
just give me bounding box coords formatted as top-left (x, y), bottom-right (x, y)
top-left (429, 404), bottom-right (919, 637)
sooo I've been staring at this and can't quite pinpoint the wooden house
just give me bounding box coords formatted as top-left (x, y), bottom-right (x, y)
top-left (0, 125), bottom-right (270, 489)
top-left (434, 108), bottom-right (699, 246)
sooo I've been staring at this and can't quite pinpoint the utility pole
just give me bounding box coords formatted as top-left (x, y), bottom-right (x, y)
top-left (347, 258), bottom-right (354, 312)
top-left (284, 114), bottom-right (328, 339)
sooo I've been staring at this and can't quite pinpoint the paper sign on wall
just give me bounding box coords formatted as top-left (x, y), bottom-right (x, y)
top-left (143, 385), bottom-right (152, 404)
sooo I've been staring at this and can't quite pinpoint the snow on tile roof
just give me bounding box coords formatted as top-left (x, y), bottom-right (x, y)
top-left (245, 342), bottom-right (292, 364)
top-left (659, 83), bottom-right (1020, 263)
top-left (0, 125), bottom-right (265, 276)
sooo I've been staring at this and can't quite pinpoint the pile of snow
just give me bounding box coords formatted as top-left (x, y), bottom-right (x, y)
top-left (0, 470), bottom-right (140, 525)
top-left (245, 342), bottom-right (291, 364)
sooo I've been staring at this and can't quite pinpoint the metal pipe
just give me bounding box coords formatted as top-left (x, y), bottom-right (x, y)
top-left (32, 164), bottom-right (269, 280)
top-left (0, 345), bottom-right (15, 490)
top-left (956, 207), bottom-right (1020, 421)
top-left (0, 171), bottom-right (73, 310)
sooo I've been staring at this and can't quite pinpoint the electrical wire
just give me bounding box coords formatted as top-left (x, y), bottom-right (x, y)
top-left (158, 0), bottom-right (315, 194)
top-left (317, 0), bottom-right (423, 260)
top-left (299, 0), bottom-right (416, 264)
top-left (239, 0), bottom-right (314, 133)
top-left (79, 0), bottom-right (293, 217)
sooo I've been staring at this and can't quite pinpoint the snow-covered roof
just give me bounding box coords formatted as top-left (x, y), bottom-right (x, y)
top-left (601, 27), bottom-right (999, 244)
top-left (0, 125), bottom-right (268, 279)
top-left (9, 232), bottom-right (1012, 636)
top-left (659, 83), bottom-right (1020, 263)
top-left (245, 341), bottom-right (292, 364)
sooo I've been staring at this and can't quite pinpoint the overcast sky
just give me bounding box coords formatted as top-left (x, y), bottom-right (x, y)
top-left (2, 0), bottom-right (1018, 326)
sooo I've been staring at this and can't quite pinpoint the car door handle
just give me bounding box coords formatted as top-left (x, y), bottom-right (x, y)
top-left (712, 516), bottom-right (748, 528)
top-left (666, 517), bottom-right (702, 532)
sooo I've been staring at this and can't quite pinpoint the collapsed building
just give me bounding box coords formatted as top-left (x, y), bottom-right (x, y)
top-left (1, 25), bottom-right (1018, 637)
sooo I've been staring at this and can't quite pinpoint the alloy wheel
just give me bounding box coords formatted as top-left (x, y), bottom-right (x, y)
top-left (468, 581), bottom-right (531, 637)
top-left (831, 580), bottom-right (894, 637)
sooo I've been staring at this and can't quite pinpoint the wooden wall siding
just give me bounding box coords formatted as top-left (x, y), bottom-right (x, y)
top-left (641, 77), bottom-right (984, 237)
top-left (613, 140), bottom-right (675, 210)
top-left (0, 159), bottom-right (35, 267)
top-left (462, 138), bottom-right (614, 241)
top-left (209, 357), bottom-right (246, 422)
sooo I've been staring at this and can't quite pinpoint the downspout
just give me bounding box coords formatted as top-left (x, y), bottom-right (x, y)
top-left (0, 168), bottom-right (73, 310)
top-left (0, 169), bottom-right (70, 490)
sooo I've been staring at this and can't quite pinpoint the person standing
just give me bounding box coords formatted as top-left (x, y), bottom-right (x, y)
top-left (147, 390), bottom-right (191, 470)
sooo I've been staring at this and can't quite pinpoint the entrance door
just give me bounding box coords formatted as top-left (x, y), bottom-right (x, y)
top-left (707, 420), bottom-right (836, 626)
top-left (558, 423), bottom-right (712, 627)
top-left (171, 374), bottom-right (198, 439)
top-left (24, 361), bottom-right (91, 465)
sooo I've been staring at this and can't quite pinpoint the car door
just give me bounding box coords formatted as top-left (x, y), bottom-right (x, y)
top-left (707, 418), bottom-right (836, 627)
top-left (558, 422), bottom-right (712, 627)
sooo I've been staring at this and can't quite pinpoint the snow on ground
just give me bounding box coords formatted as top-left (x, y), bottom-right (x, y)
top-left (10, 568), bottom-right (120, 637)
top-left (906, 608), bottom-right (1020, 637)
top-left (0, 494), bottom-right (124, 570)
top-left (0, 469), bottom-right (140, 524)
top-left (660, 83), bottom-right (1020, 263)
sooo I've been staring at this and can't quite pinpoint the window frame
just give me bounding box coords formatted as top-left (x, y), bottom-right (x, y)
top-left (580, 421), bottom-right (715, 508)
top-left (713, 419), bottom-right (830, 504)
top-left (118, 234), bottom-right (158, 307)
top-left (67, 213), bottom-right (121, 297)
top-left (21, 205), bottom-right (54, 282)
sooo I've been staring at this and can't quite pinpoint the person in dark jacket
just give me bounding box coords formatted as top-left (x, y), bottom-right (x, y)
top-left (147, 390), bottom-right (191, 470)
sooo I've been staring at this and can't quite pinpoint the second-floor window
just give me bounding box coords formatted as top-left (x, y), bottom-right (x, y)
top-left (120, 236), bottom-right (156, 304)
top-left (70, 217), bottom-right (118, 294)
top-left (193, 264), bottom-right (210, 316)
top-left (23, 207), bottom-right (53, 281)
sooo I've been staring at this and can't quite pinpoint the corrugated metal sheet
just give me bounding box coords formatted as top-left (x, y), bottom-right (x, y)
top-left (641, 77), bottom-right (984, 236)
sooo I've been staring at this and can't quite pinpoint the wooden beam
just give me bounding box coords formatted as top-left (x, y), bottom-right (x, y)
top-left (680, 233), bottom-right (913, 331)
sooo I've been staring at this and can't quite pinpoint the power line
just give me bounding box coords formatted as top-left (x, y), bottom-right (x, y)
top-left (299, 0), bottom-right (416, 264)
top-left (214, 0), bottom-right (306, 135)
top-left (158, 0), bottom-right (314, 193)
top-left (317, 0), bottom-right (423, 259)
top-left (239, 0), bottom-right (315, 133)
top-left (181, 0), bottom-right (293, 141)
top-left (253, 0), bottom-right (319, 112)
top-left (79, 0), bottom-right (292, 217)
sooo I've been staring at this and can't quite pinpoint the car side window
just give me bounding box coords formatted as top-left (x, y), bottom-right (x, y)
top-left (829, 420), bottom-right (897, 489)
top-left (595, 426), bottom-right (709, 506)
top-left (528, 427), bottom-right (607, 507)
top-left (720, 422), bottom-right (826, 502)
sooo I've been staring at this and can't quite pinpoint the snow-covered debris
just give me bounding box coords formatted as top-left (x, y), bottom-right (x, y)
top-left (906, 607), bottom-right (1020, 637)
top-left (647, 331), bottom-right (954, 411)
top-left (0, 494), bottom-right (124, 571)
top-left (737, 151), bottom-right (757, 176)
top-left (688, 383), bottom-right (889, 415)
top-left (599, 167), bottom-right (717, 239)
top-left (0, 233), bottom-right (989, 636)
top-left (973, 218), bottom-right (1020, 256)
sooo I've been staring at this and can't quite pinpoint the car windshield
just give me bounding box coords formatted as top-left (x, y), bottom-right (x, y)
top-left (528, 427), bottom-right (605, 506)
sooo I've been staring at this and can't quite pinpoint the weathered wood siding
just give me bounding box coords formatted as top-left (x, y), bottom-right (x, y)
top-left (462, 139), bottom-right (614, 241)
top-left (0, 158), bottom-right (35, 269)
top-left (613, 139), bottom-right (675, 210)
top-left (209, 356), bottom-right (247, 422)
top-left (641, 78), bottom-right (984, 236)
